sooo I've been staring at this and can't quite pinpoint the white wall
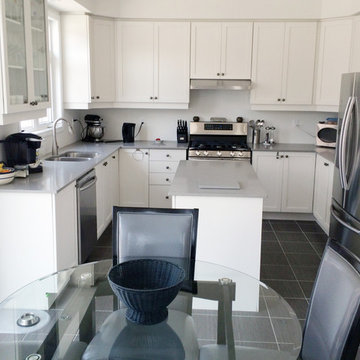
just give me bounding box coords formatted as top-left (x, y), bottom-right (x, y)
top-left (76, 0), bottom-right (322, 19)
top-left (321, 0), bottom-right (360, 18)
top-left (85, 91), bottom-right (336, 144)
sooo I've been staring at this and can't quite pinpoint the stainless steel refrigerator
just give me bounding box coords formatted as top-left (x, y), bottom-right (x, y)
top-left (330, 72), bottom-right (360, 258)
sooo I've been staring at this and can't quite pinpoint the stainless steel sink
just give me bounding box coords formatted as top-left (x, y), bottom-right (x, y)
top-left (60, 151), bottom-right (99, 158)
top-left (44, 156), bottom-right (91, 162)
top-left (44, 151), bottom-right (99, 162)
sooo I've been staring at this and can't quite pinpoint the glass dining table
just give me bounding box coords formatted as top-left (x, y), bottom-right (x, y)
top-left (0, 259), bottom-right (302, 360)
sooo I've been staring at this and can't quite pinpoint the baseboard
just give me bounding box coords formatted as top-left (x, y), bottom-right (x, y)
top-left (263, 212), bottom-right (315, 221)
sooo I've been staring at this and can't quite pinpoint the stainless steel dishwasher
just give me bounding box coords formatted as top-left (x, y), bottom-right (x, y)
top-left (76, 169), bottom-right (97, 264)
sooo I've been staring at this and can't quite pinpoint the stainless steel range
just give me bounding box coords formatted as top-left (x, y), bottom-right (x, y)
top-left (188, 120), bottom-right (251, 161)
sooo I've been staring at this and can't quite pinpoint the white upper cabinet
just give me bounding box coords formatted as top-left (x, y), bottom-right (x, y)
top-left (116, 21), bottom-right (190, 108)
top-left (251, 22), bottom-right (317, 107)
top-left (90, 17), bottom-right (115, 103)
top-left (62, 14), bottom-right (115, 109)
top-left (315, 19), bottom-right (352, 109)
top-left (0, 0), bottom-right (50, 124)
top-left (191, 22), bottom-right (253, 79)
top-left (350, 16), bottom-right (360, 73)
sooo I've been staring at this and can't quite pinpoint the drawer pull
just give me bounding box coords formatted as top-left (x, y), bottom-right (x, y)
top-left (166, 166), bottom-right (170, 170)
top-left (112, 156), bottom-right (116, 159)
top-left (166, 154), bottom-right (170, 158)
top-left (103, 161), bottom-right (108, 166)
top-left (324, 162), bottom-right (329, 166)
top-left (165, 196), bottom-right (169, 199)
top-left (166, 178), bottom-right (170, 182)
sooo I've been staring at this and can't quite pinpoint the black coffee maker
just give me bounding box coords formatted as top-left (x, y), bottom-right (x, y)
top-left (3, 133), bottom-right (43, 176)
top-left (122, 123), bottom-right (136, 143)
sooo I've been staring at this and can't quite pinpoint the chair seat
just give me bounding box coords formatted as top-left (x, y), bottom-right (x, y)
top-left (199, 344), bottom-right (298, 360)
top-left (82, 309), bottom-right (199, 360)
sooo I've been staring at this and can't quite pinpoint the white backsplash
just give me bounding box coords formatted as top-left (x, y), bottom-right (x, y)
top-left (82, 90), bottom-right (337, 144)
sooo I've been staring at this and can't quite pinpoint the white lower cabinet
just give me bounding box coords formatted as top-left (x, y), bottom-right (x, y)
top-left (0, 182), bottom-right (78, 303)
top-left (313, 154), bottom-right (334, 234)
top-left (96, 151), bottom-right (119, 238)
top-left (119, 149), bottom-right (149, 207)
top-left (118, 148), bottom-right (186, 208)
top-left (252, 151), bottom-right (315, 213)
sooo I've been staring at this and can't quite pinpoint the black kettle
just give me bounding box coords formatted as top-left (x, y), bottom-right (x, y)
top-left (122, 123), bottom-right (135, 143)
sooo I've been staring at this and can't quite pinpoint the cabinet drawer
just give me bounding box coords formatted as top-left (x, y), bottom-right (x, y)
top-left (149, 185), bottom-right (172, 208)
top-left (149, 161), bottom-right (180, 173)
top-left (149, 173), bottom-right (175, 185)
top-left (149, 149), bottom-right (186, 161)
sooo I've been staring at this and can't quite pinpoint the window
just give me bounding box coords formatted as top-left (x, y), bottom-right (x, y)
top-left (20, 9), bottom-right (63, 132)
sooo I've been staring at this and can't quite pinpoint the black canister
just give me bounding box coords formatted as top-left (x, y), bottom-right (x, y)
top-left (122, 123), bottom-right (136, 143)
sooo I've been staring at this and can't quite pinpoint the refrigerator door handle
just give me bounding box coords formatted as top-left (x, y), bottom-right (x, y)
top-left (331, 207), bottom-right (360, 235)
top-left (339, 96), bottom-right (356, 190)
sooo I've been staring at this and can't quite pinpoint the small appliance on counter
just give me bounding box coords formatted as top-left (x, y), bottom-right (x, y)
top-left (122, 122), bottom-right (144, 143)
top-left (316, 118), bottom-right (337, 148)
top-left (263, 126), bottom-right (276, 145)
top-left (2, 132), bottom-right (43, 177)
top-left (83, 114), bottom-right (104, 142)
top-left (249, 119), bottom-right (264, 145)
top-left (177, 119), bottom-right (188, 143)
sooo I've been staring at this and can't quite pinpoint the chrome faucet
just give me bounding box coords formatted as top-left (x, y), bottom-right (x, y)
top-left (52, 118), bottom-right (74, 155)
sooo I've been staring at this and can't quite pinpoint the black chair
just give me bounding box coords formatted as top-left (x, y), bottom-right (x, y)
top-left (112, 206), bottom-right (198, 295)
top-left (199, 238), bottom-right (360, 360)
top-left (82, 207), bottom-right (200, 360)
top-left (300, 239), bottom-right (360, 360)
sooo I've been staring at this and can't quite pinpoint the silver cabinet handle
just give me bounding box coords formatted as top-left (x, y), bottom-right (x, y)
top-left (331, 207), bottom-right (360, 235)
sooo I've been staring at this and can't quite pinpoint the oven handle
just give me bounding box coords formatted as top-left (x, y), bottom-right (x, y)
top-left (77, 176), bottom-right (97, 192)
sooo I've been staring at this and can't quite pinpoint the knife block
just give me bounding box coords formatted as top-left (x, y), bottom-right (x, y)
top-left (177, 130), bottom-right (188, 143)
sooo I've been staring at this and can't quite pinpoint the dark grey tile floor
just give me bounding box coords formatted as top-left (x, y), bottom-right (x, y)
top-left (86, 219), bottom-right (327, 351)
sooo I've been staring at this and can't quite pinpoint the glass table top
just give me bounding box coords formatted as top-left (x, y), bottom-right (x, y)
top-left (0, 259), bottom-right (302, 360)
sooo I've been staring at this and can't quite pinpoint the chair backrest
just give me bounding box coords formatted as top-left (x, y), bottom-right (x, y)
top-left (301, 239), bottom-right (360, 360)
top-left (112, 207), bottom-right (198, 292)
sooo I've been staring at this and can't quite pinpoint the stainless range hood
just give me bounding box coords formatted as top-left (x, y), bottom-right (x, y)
top-left (190, 79), bottom-right (251, 90)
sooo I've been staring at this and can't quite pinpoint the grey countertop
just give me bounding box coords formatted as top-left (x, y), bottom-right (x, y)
top-left (0, 141), bottom-right (188, 194)
top-left (169, 160), bottom-right (266, 198)
top-left (250, 143), bottom-right (317, 152)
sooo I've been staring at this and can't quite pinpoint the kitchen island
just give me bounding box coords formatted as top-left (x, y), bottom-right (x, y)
top-left (169, 160), bottom-right (266, 280)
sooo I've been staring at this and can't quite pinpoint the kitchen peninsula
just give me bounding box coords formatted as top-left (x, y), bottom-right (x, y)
top-left (170, 160), bottom-right (266, 280)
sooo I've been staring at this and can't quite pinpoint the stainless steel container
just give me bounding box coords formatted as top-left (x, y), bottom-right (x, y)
top-left (252, 128), bottom-right (260, 144)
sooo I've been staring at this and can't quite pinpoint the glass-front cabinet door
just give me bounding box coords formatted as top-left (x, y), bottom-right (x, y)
top-left (4, 0), bottom-right (29, 107)
top-left (30, 0), bottom-right (49, 105)
top-left (1, 0), bottom-right (50, 115)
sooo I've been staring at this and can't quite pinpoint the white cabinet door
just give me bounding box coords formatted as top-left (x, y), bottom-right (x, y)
top-left (315, 19), bottom-right (352, 107)
top-left (282, 22), bottom-right (317, 105)
top-left (106, 152), bottom-right (119, 224)
top-left (119, 149), bottom-right (149, 207)
top-left (191, 22), bottom-right (253, 80)
top-left (251, 22), bottom-right (317, 106)
top-left (55, 181), bottom-right (78, 270)
top-left (191, 22), bottom-right (222, 79)
top-left (95, 158), bottom-right (107, 238)
top-left (251, 23), bottom-right (285, 104)
top-left (156, 22), bottom-right (190, 103)
top-left (90, 17), bottom-right (115, 102)
top-left (116, 22), bottom-right (154, 102)
top-left (96, 151), bottom-right (120, 237)
top-left (252, 152), bottom-right (283, 212)
top-left (221, 22), bottom-right (253, 79)
top-left (313, 155), bottom-right (334, 233)
top-left (149, 185), bottom-right (172, 208)
top-left (281, 152), bottom-right (315, 213)
top-left (0, 0), bottom-right (50, 121)
top-left (350, 16), bottom-right (360, 72)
